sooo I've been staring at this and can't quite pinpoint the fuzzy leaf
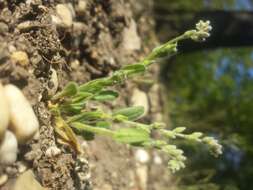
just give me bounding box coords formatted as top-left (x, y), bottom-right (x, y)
top-left (72, 92), bottom-right (93, 103)
top-left (173, 127), bottom-right (186, 133)
top-left (93, 90), bottom-right (119, 101)
top-left (114, 127), bottom-right (150, 144)
top-left (74, 129), bottom-right (95, 141)
top-left (52, 82), bottom-right (78, 100)
top-left (60, 102), bottom-right (85, 114)
top-left (79, 78), bottom-right (112, 93)
top-left (122, 64), bottom-right (146, 74)
top-left (113, 106), bottom-right (144, 121)
top-left (67, 110), bottom-right (105, 123)
top-left (96, 121), bottom-right (111, 129)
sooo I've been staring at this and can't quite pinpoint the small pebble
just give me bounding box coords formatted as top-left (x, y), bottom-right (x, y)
top-left (76, 0), bottom-right (87, 13)
top-left (0, 83), bottom-right (9, 140)
top-left (0, 22), bottom-right (8, 34)
top-left (56, 4), bottom-right (73, 27)
top-left (10, 51), bottom-right (29, 66)
top-left (122, 19), bottom-right (141, 51)
top-left (0, 130), bottom-right (18, 164)
top-left (153, 153), bottom-right (162, 165)
top-left (135, 149), bottom-right (150, 164)
top-left (17, 161), bottom-right (27, 173)
top-left (131, 88), bottom-right (149, 116)
top-left (45, 146), bottom-right (61, 157)
top-left (48, 68), bottom-right (58, 95)
top-left (0, 174), bottom-right (8, 186)
top-left (70, 59), bottom-right (80, 69)
top-left (51, 15), bottom-right (63, 26)
top-left (4, 84), bottom-right (39, 144)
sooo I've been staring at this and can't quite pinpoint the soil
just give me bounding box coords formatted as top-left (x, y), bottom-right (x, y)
top-left (0, 0), bottom-right (174, 189)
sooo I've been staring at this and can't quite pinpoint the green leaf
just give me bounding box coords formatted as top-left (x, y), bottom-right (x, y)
top-left (79, 78), bottom-right (112, 93)
top-left (149, 43), bottom-right (177, 61)
top-left (122, 64), bottom-right (146, 73)
top-left (60, 102), bottom-right (85, 114)
top-left (52, 82), bottom-right (78, 100)
top-left (114, 127), bottom-right (150, 144)
top-left (72, 92), bottom-right (93, 103)
top-left (113, 106), bottom-right (144, 121)
top-left (71, 122), bottom-right (114, 137)
top-left (93, 90), bottom-right (119, 101)
top-left (173, 127), bottom-right (186, 133)
top-left (96, 121), bottom-right (111, 129)
top-left (75, 129), bottom-right (95, 141)
top-left (67, 110), bottom-right (105, 123)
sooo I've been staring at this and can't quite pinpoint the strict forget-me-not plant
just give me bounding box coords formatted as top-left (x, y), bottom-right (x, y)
top-left (49, 20), bottom-right (222, 172)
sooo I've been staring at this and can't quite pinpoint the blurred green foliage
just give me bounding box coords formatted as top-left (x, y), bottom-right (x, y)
top-left (156, 0), bottom-right (251, 11)
top-left (155, 0), bottom-right (253, 189)
top-left (164, 48), bottom-right (253, 189)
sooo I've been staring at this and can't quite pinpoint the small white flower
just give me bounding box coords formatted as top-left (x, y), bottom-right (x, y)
top-left (191, 20), bottom-right (212, 42)
top-left (196, 20), bottom-right (212, 33)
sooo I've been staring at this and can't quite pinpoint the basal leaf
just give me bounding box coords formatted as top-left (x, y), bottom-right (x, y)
top-left (52, 82), bottom-right (78, 100)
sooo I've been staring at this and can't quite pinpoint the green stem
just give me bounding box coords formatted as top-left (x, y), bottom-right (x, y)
top-left (79, 32), bottom-right (192, 92)
top-left (167, 32), bottom-right (189, 44)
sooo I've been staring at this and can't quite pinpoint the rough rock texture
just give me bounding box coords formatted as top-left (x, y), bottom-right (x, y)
top-left (0, 0), bottom-right (169, 189)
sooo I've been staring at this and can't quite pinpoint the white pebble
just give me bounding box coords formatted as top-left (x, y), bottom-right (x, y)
top-left (135, 148), bottom-right (150, 164)
top-left (122, 19), bottom-right (141, 51)
top-left (17, 161), bottom-right (27, 173)
top-left (10, 51), bottom-right (29, 66)
top-left (48, 68), bottom-right (58, 95)
top-left (0, 83), bottom-right (9, 140)
top-left (76, 0), bottom-right (87, 13)
top-left (131, 88), bottom-right (149, 116)
top-left (0, 131), bottom-right (18, 164)
top-left (153, 153), bottom-right (163, 165)
top-left (45, 146), bottom-right (61, 157)
top-left (4, 84), bottom-right (39, 144)
top-left (56, 4), bottom-right (73, 27)
top-left (51, 15), bottom-right (63, 27)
